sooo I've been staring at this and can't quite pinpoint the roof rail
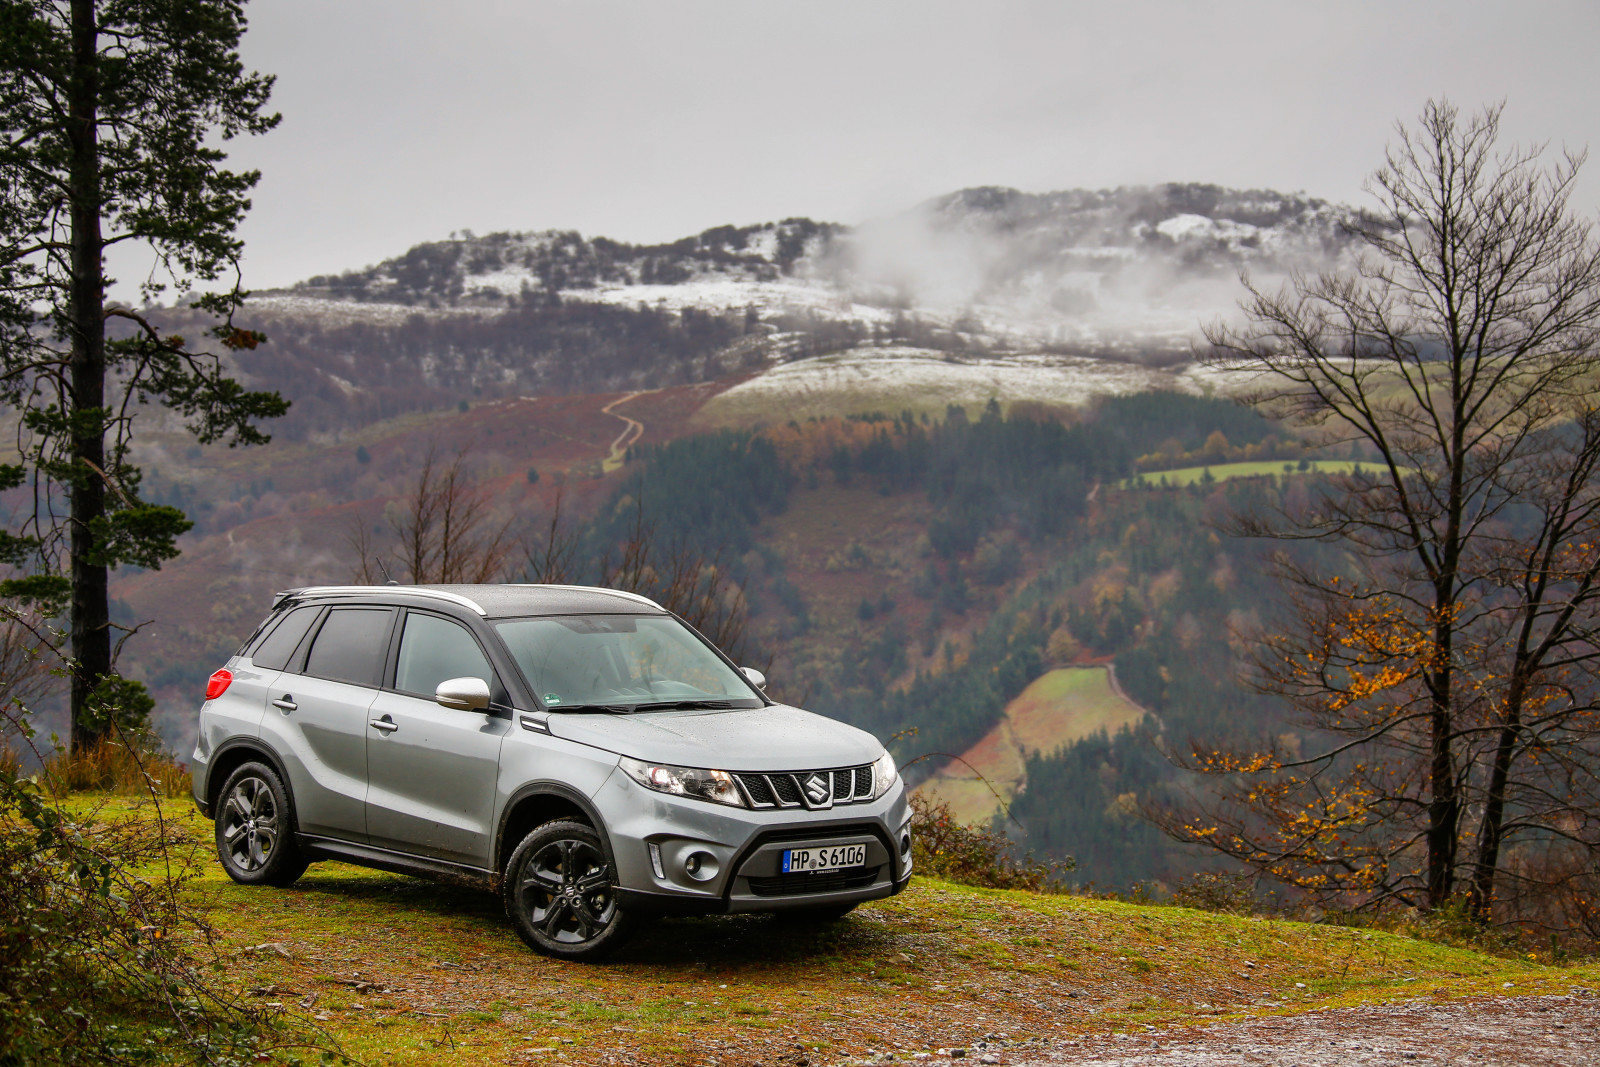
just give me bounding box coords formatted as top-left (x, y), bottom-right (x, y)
top-left (273, 585), bottom-right (487, 616)
top-left (507, 583), bottom-right (663, 611)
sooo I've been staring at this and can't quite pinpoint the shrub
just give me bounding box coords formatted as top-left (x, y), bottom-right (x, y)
top-left (909, 793), bottom-right (1074, 893)
top-left (1170, 870), bottom-right (1260, 914)
top-left (0, 718), bottom-right (330, 1065)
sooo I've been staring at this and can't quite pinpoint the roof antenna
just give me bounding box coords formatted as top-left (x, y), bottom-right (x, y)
top-left (374, 558), bottom-right (400, 586)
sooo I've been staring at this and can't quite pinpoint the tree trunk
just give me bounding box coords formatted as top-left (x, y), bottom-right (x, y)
top-left (1425, 602), bottom-right (1459, 908)
top-left (67, 0), bottom-right (109, 752)
top-left (1469, 672), bottom-right (1528, 920)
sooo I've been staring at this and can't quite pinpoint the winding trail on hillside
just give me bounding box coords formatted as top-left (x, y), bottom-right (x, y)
top-left (1009, 992), bottom-right (1600, 1066)
top-left (601, 391), bottom-right (652, 471)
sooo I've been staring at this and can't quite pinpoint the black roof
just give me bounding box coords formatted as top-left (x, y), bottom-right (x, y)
top-left (274, 583), bottom-right (664, 619)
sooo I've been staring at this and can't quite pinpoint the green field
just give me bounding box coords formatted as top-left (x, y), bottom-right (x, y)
top-left (917, 667), bottom-right (1146, 824)
top-left (65, 794), bottom-right (1600, 1066)
top-left (1123, 459), bottom-right (1377, 488)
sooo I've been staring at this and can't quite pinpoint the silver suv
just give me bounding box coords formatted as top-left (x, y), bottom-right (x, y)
top-left (192, 584), bottom-right (911, 960)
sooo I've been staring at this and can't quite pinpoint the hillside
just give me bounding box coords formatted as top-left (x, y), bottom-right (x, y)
top-left (71, 380), bottom-right (1350, 891)
top-left (110, 796), bottom-right (1599, 1067)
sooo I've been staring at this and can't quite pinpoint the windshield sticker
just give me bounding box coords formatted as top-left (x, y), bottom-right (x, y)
top-left (544, 694), bottom-right (562, 705)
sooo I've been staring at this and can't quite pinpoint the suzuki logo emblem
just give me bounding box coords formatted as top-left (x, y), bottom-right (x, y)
top-left (803, 773), bottom-right (832, 807)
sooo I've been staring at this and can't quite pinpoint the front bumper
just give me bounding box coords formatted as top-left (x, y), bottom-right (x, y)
top-left (594, 766), bottom-right (913, 915)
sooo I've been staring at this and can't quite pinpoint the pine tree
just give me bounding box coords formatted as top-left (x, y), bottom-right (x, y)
top-left (0, 0), bottom-right (287, 748)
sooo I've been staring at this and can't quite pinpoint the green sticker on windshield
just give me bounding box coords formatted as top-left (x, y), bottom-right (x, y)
top-left (544, 694), bottom-right (561, 705)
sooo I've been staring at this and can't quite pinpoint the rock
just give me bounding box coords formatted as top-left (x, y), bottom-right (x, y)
top-left (950, 1051), bottom-right (967, 1059)
top-left (979, 1057), bottom-right (999, 1065)
top-left (244, 942), bottom-right (292, 959)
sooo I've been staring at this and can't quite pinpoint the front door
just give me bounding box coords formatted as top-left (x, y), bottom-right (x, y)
top-left (365, 610), bottom-right (507, 868)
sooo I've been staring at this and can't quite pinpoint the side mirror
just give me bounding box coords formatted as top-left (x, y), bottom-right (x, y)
top-left (740, 666), bottom-right (767, 690)
top-left (436, 676), bottom-right (491, 712)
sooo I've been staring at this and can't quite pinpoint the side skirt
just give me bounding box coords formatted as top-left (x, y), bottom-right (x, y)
top-left (299, 835), bottom-right (497, 892)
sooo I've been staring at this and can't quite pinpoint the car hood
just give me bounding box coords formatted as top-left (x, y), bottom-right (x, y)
top-left (548, 703), bottom-right (883, 771)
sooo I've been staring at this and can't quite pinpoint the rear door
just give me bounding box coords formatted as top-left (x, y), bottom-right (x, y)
top-left (259, 606), bottom-right (395, 842)
top-left (365, 610), bottom-right (508, 867)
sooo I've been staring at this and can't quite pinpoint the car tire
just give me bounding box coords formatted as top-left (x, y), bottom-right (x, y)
top-left (214, 761), bottom-right (309, 888)
top-left (773, 901), bottom-right (859, 923)
top-left (503, 820), bottom-right (637, 961)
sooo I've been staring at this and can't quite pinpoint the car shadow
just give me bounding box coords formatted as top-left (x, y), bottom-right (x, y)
top-left (284, 866), bottom-right (905, 967)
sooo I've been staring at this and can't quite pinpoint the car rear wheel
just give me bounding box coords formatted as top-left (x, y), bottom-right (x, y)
top-left (503, 820), bottom-right (637, 961)
top-left (215, 761), bottom-right (309, 887)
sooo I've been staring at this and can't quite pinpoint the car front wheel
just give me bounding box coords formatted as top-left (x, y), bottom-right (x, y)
top-left (503, 820), bottom-right (636, 961)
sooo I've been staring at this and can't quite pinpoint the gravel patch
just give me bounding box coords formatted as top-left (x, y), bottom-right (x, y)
top-left (1009, 993), bottom-right (1600, 1066)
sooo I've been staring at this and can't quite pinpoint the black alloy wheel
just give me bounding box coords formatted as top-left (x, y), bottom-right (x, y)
top-left (215, 761), bottom-right (309, 887)
top-left (503, 820), bottom-right (637, 960)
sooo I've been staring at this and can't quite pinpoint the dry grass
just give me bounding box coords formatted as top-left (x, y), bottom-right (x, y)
top-left (1, 735), bottom-right (192, 798)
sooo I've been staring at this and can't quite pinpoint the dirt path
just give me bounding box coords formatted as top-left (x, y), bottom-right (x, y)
top-left (1009, 993), bottom-right (1599, 1066)
top-left (601, 390), bottom-right (651, 471)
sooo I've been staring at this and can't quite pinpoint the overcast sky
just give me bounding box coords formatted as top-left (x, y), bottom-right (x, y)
top-left (213, 0), bottom-right (1600, 291)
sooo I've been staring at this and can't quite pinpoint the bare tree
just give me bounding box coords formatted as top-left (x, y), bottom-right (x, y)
top-left (523, 487), bottom-right (580, 587)
top-left (1171, 100), bottom-right (1600, 924)
top-left (351, 445), bottom-right (514, 584)
top-left (595, 498), bottom-right (757, 667)
top-left (0, 608), bottom-right (58, 718)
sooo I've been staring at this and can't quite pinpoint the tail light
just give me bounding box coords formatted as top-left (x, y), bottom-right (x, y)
top-left (205, 669), bottom-right (233, 701)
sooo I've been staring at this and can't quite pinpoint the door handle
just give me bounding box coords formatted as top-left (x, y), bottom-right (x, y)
top-left (272, 696), bottom-right (297, 712)
top-left (368, 715), bottom-right (399, 734)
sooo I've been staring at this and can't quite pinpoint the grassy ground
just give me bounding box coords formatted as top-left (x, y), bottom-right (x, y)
top-left (68, 795), bottom-right (1600, 1066)
top-left (1122, 460), bottom-right (1372, 488)
top-left (917, 668), bottom-right (1144, 824)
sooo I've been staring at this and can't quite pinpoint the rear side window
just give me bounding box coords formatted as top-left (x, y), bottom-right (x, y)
top-left (249, 606), bottom-right (321, 671)
top-left (394, 613), bottom-right (495, 698)
top-left (304, 608), bottom-right (394, 687)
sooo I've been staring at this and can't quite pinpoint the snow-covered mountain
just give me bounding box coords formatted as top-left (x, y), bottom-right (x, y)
top-left (256, 183), bottom-right (1352, 355)
top-left (224, 184), bottom-right (1356, 440)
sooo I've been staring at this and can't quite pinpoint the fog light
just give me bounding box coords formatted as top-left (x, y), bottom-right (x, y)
top-left (900, 833), bottom-right (912, 857)
top-left (683, 850), bottom-right (719, 882)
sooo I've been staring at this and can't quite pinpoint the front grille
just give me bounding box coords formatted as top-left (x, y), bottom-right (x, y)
top-left (742, 774), bottom-right (776, 806)
top-left (735, 764), bottom-right (876, 810)
top-left (746, 865), bottom-right (882, 897)
top-left (768, 773), bottom-right (801, 806)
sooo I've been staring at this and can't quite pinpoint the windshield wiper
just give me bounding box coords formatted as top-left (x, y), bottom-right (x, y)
top-left (548, 703), bottom-right (632, 714)
top-left (627, 699), bottom-right (736, 712)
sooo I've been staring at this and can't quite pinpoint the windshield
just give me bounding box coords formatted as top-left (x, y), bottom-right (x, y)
top-left (493, 614), bottom-right (762, 711)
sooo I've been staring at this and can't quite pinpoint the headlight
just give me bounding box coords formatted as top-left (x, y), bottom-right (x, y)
top-left (872, 750), bottom-right (899, 798)
top-left (619, 756), bottom-right (745, 808)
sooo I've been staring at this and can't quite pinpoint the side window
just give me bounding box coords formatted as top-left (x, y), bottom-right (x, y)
top-left (249, 606), bottom-right (321, 672)
top-left (303, 608), bottom-right (394, 688)
top-left (395, 612), bottom-right (495, 699)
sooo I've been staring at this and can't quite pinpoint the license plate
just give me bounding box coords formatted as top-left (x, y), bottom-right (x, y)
top-left (782, 843), bottom-right (867, 874)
